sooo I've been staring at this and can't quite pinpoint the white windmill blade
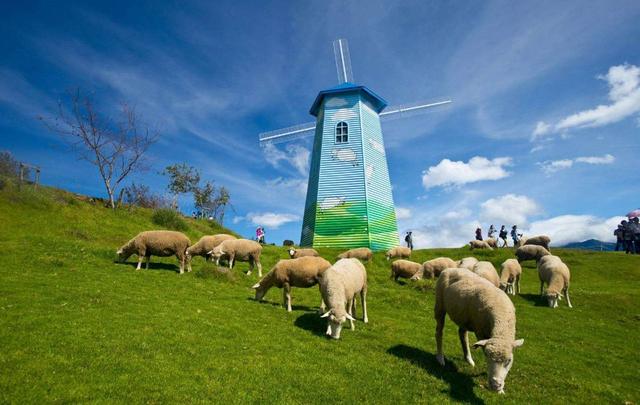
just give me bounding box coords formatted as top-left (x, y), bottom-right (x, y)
top-left (380, 99), bottom-right (452, 121)
top-left (333, 38), bottom-right (354, 84)
top-left (259, 122), bottom-right (317, 146)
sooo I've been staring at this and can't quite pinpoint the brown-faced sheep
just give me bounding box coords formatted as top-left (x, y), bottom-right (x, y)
top-left (472, 261), bottom-right (500, 287)
top-left (288, 248), bottom-right (320, 259)
top-left (116, 230), bottom-right (191, 274)
top-left (186, 234), bottom-right (236, 262)
top-left (418, 257), bottom-right (458, 280)
top-left (537, 255), bottom-right (572, 308)
top-left (435, 268), bottom-right (524, 393)
top-left (390, 260), bottom-right (422, 281)
top-left (515, 245), bottom-right (550, 263)
top-left (337, 247), bottom-right (373, 262)
top-left (252, 256), bottom-right (331, 312)
top-left (469, 240), bottom-right (494, 250)
top-left (457, 257), bottom-right (479, 271)
top-left (523, 235), bottom-right (551, 251)
top-left (209, 239), bottom-right (263, 276)
top-left (319, 258), bottom-right (368, 339)
top-left (499, 259), bottom-right (522, 295)
top-left (385, 246), bottom-right (412, 261)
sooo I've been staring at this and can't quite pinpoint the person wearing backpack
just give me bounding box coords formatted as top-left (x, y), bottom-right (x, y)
top-left (405, 231), bottom-right (413, 250)
top-left (498, 225), bottom-right (508, 247)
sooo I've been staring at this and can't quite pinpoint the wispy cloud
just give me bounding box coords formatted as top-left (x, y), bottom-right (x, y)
top-left (422, 156), bottom-right (512, 189)
top-left (480, 194), bottom-right (541, 227)
top-left (236, 212), bottom-right (301, 229)
top-left (262, 143), bottom-right (310, 177)
top-left (538, 154), bottom-right (615, 175)
top-left (395, 207), bottom-right (411, 220)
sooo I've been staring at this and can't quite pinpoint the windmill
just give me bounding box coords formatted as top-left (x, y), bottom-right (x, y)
top-left (259, 39), bottom-right (451, 251)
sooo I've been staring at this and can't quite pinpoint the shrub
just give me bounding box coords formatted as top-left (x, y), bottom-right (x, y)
top-left (0, 151), bottom-right (21, 178)
top-left (122, 183), bottom-right (169, 209)
top-left (151, 208), bottom-right (188, 231)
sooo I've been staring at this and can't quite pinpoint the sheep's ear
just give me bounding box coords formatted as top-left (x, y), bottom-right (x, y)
top-left (473, 339), bottom-right (490, 349)
top-left (513, 339), bottom-right (524, 348)
top-left (251, 283), bottom-right (260, 289)
top-left (320, 311), bottom-right (332, 318)
top-left (207, 250), bottom-right (213, 255)
top-left (345, 313), bottom-right (355, 321)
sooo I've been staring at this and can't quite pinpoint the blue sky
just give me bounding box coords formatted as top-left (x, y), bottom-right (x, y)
top-left (1, 0), bottom-right (639, 247)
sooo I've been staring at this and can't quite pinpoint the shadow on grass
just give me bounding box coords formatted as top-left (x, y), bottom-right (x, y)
top-left (118, 261), bottom-right (181, 273)
top-left (519, 293), bottom-right (547, 307)
top-left (387, 344), bottom-right (484, 405)
top-left (294, 312), bottom-right (328, 337)
top-left (248, 297), bottom-right (316, 312)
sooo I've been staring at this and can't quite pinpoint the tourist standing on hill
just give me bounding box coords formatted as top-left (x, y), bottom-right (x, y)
top-left (256, 226), bottom-right (265, 244)
top-left (498, 225), bottom-right (508, 247)
top-left (475, 227), bottom-right (483, 241)
top-left (621, 220), bottom-right (633, 254)
top-left (511, 225), bottom-right (521, 246)
top-left (405, 231), bottom-right (413, 250)
top-left (614, 223), bottom-right (625, 251)
top-left (488, 225), bottom-right (496, 239)
top-left (631, 217), bottom-right (640, 254)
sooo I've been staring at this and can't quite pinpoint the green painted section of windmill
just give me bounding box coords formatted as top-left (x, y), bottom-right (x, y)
top-left (300, 85), bottom-right (399, 251)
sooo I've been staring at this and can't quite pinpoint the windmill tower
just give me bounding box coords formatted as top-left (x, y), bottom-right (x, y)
top-left (259, 39), bottom-right (450, 251)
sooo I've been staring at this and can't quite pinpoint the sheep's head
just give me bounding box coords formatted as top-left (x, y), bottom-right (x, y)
top-left (209, 246), bottom-right (224, 261)
top-left (252, 282), bottom-right (266, 301)
top-left (116, 246), bottom-right (132, 262)
top-left (499, 282), bottom-right (509, 291)
top-left (288, 248), bottom-right (296, 258)
top-left (473, 338), bottom-right (524, 393)
top-left (320, 310), bottom-right (355, 340)
top-left (546, 291), bottom-right (560, 308)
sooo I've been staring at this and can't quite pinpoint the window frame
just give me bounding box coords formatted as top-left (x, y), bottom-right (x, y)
top-left (335, 121), bottom-right (348, 144)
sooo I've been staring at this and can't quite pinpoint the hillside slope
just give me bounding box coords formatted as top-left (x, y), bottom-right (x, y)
top-left (0, 182), bottom-right (638, 403)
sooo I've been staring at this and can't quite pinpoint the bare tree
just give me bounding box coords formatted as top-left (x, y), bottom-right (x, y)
top-left (41, 89), bottom-right (158, 209)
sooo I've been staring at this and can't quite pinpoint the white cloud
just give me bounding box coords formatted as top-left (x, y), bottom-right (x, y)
top-left (575, 154), bottom-right (615, 164)
top-left (243, 212), bottom-right (301, 229)
top-left (422, 156), bottom-right (512, 189)
top-left (480, 194), bottom-right (541, 227)
top-left (538, 154), bottom-right (615, 175)
top-left (526, 215), bottom-right (624, 246)
top-left (263, 143), bottom-right (310, 176)
top-left (532, 64), bottom-right (640, 139)
top-left (395, 207), bottom-right (412, 220)
top-left (265, 177), bottom-right (308, 197)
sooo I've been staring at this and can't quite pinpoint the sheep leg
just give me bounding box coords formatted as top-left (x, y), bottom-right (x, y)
top-left (516, 275), bottom-right (521, 294)
top-left (435, 310), bottom-right (446, 366)
top-left (539, 280), bottom-right (545, 296)
top-left (256, 261), bottom-right (262, 277)
top-left (284, 283), bottom-right (292, 312)
top-left (136, 255), bottom-right (143, 270)
top-left (186, 255), bottom-right (192, 272)
top-left (361, 288), bottom-right (368, 323)
top-left (348, 299), bottom-right (355, 330)
top-left (318, 285), bottom-right (327, 313)
top-left (459, 328), bottom-right (475, 367)
top-left (564, 286), bottom-right (573, 308)
top-left (145, 255), bottom-right (150, 270)
top-left (178, 254), bottom-right (185, 274)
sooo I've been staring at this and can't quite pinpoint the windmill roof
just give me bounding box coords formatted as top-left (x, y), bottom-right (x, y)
top-left (309, 82), bottom-right (388, 116)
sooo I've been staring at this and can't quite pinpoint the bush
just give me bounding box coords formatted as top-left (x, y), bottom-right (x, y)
top-left (122, 183), bottom-right (169, 209)
top-left (151, 208), bottom-right (188, 231)
top-left (0, 151), bottom-right (21, 178)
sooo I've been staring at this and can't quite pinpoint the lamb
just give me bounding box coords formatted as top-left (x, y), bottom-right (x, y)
top-left (116, 230), bottom-right (192, 274)
top-left (288, 248), bottom-right (319, 259)
top-left (523, 235), bottom-right (551, 251)
top-left (337, 247), bottom-right (373, 262)
top-left (499, 259), bottom-right (522, 295)
top-left (515, 245), bottom-right (550, 263)
top-left (319, 258), bottom-right (368, 339)
top-left (252, 256), bottom-right (331, 312)
top-left (390, 260), bottom-right (422, 281)
top-left (472, 261), bottom-right (500, 287)
top-left (537, 255), bottom-right (572, 308)
top-left (485, 237), bottom-right (498, 248)
top-left (209, 239), bottom-right (263, 276)
top-left (469, 240), bottom-right (494, 250)
top-left (186, 234), bottom-right (236, 261)
top-left (385, 246), bottom-right (412, 261)
top-left (457, 257), bottom-right (479, 271)
top-left (435, 268), bottom-right (524, 393)
top-left (418, 257), bottom-right (458, 280)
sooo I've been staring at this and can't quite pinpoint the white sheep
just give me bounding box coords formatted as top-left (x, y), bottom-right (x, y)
top-left (390, 260), bottom-right (422, 281)
top-left (469, 240), bottom-right (494, 250)
top-left (186, 234), bottom-right (236, 262)
top-left (319, 258), bottom-right (368, 339)
top-left (385, 246), bottom-right (412, 261)
top-left (435, 268), bottom-right (524, 393)
top-left (288, 248), bottom-right (320, 259)
top-left (537, 255), bottom-right (572, 308)
top-left (417, 257), bottom-right (458, 280)
top-left (523, 235), bottom-right (551, 251)
top-left (116, 230), bottom-right (192, 274)
top-left (252, 256), bottom-right (331, 312)
top-left (457, 257), bottom-right (479, 271)
top-left (337, 247), bottom-right (373, 262)
top-left (485, 237), bottom-right (498, 248)
top-left (472, 261), bottom-right (500, 287)
top-left (209, 239), bottom-right (263, 276)
top-left (515, 245), bottom-right (550, 263)
top-left (499, 259), bottom-right (522, 295)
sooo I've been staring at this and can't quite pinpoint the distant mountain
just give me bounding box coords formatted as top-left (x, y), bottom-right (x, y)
top-left (560, 239), bottom-right (616, 251)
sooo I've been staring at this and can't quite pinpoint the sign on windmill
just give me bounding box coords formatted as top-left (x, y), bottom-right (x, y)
top-left (259, 39), bottom-right (451, 250)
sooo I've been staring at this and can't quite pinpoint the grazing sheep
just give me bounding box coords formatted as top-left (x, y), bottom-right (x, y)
top-left (457, 257), bottom-right (479, 271)
top-left (469, 240), bottom-right (494, 250)
top-left (435, 268), bottom-right (524, 393)
top-left (186, 234), bottom-right (236, 261)
top-left (319, 258), bottom-right (368, 339)
top-left (515, 237), bottom-right (527, 248)
top-left (116, 230), bottom-right (191, 274)
top-left (288, 248), bottom-right (320, 259)
top-left (472, 261), bottom-right (500, 287)
top-left (390, 260), bottom-right (422, 281)
top-left (252, 256), bottom-right (331, 312)
top-left (515, 245), bottom-right (550, 263)
top-left (209, 239), bottom-right (263, 276)
top-left (485, 238), bottom-right (498, 248)
top-left (385, 246), bottom-right (412, 261)
top-left (499, 259), bottom-right (522, 295)
top-left (537, 255), bottom-right (572, 308)
top-left (418, 257), bottom-right (458, 280)
top-left (523, 235), bottom-right (551, 251)
top-left (338, 247), bottom-right (373, 262)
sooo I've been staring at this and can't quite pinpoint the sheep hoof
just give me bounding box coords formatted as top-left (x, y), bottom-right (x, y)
top-left (436, 354), bottom-right (445, 366)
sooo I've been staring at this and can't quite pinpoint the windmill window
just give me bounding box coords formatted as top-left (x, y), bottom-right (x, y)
top-left (336, 122), bottom-right (348, 143)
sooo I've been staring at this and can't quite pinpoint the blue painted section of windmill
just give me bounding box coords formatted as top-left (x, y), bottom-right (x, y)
top-left (300, 84), bottom-right (399, 250)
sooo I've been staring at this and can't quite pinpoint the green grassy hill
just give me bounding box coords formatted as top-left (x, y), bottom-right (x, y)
top-left (1, 181), bottom-right (638, 403)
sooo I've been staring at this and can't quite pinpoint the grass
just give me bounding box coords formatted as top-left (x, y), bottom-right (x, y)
top-left (0, 180), bottom-right (639, 404)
